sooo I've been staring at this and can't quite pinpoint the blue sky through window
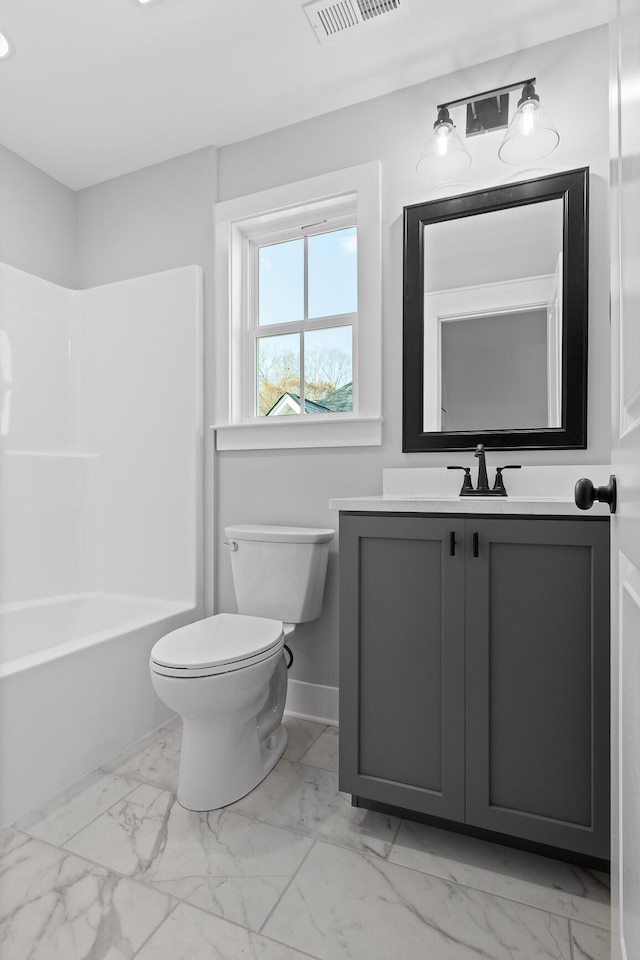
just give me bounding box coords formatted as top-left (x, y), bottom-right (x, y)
top-left (258, 227), bottom-right (356, 349)
top-left (309, 227), bottom-right (357, 319)
top-left (258, 238), bottom-right (304, 326)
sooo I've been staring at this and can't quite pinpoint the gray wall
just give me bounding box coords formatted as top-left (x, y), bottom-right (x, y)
top-left (0, 144), bottom-right (76, 287)
top-left (215, 26), bottom-right (610, 687)
top-left (440, 309), bottom-right (549, 432)
top-left (5, 27), bottom-right (607, 692)
top-left (75, 146), bottom-right (218, 623)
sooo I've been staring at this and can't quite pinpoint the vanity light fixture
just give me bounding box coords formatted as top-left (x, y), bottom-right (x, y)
top-left (417, 78), bottom-right (560, 182)
top-left (498, 82), bottom-right (560, 164)
top-left (0, 30), bottom-right (14, 60)
top-left (416, 106), bottom-right (472, 180)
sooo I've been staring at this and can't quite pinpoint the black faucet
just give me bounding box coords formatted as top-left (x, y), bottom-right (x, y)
top-left (474, 443), bottom-right (490, 492)
top-left (447, 444), bottom-right (521, 497)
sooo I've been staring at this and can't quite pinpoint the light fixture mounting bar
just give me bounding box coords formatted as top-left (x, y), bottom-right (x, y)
top-left (437, 78), bottom-right (536, 112)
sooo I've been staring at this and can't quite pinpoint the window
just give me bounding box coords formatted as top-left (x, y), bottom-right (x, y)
top-left (255, 222), bottom-right (356, 418)
top-left (213, 161), bottom-right (382, 450)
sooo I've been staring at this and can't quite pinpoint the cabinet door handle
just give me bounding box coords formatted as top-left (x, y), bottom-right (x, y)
top-left (450, 531), bottom-right (456, 556)
top-left (473, 532), bottom-right (479, 558)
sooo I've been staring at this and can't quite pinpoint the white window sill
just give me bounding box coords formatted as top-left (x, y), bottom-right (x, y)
top-left (211, 417), bottom-right (383, 451)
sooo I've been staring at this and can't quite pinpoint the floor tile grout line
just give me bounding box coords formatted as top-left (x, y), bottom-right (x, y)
top-left (12, 761), bottom-right (612, 934)
top-left (221, 803), bottom-right (396, 860)
top-left (384, 815), bottom-right (404, 857)
top-left (8, 823), bottom-right (319, 952)
top-left (96, 768), bottom-right (609, 929)
top-left (258, 838), bottom-right (318, 936)
top-left (568, 918), bottom-right (576, 960)
top-left (330, 838), bottom-right (611, 930)
top-left (22, 756), bottom-right (390, 867)
top-left (9, 723), bottom-right (613, 948)
top-left (219, 794), bottom-right (609, 925)
top-left (149, 892), bottom-right (328, 960)
top-left (130, 900), bottom-right (181, 959)
top-left (99, 725), bottom-right (182, 772)
top-left (295, 758), bottom-right (337, 774)
top-left (291, 723), bottom-right (330, 764)
top-left (13, 819), bottom-right (611, 938)
top-left (7, 827), bottom-right (184, 905)
top-left (571, 917), bottom-right (614, 934)
top-left (121, 862), bottom-right (328, 960)
top-left (36, 778), bottom-right (144, 847)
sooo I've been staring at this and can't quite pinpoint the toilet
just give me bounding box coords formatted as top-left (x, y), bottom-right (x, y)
top-left (149, 523), bottom-right (334, 811)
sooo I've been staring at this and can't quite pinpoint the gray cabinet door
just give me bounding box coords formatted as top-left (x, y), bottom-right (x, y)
top-left (465, 518), bottom-right (610, 859)
top-left (339, 514), bottom-right (466, 820)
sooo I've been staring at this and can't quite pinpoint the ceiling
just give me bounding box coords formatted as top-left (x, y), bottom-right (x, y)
top-left (0, 0), bottom-right (607, 191)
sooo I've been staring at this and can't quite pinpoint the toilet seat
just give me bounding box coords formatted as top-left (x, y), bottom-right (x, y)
top-left (150, 613), bottom-right (284, 679)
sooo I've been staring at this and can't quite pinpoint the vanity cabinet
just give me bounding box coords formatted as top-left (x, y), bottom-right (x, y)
top-left (339, 513), bottom-right (610, 862)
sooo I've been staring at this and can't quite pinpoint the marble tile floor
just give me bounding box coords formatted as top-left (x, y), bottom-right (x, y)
top-left (1, 716), bottom-right (610, 960)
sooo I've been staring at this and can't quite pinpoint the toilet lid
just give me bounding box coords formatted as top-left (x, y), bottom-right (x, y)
top-left (150, 613), bottom-right (283, 670)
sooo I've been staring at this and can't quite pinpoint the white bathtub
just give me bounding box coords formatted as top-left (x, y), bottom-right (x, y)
top-left (0, 593), bottom-right (196, 827)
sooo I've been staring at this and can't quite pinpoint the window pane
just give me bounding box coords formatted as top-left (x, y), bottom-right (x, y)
top-left (259, 239), bottom-right (304, 326)
top-left (257, 333), bottom-right (300, 417)
top-left (308, 227), bottom-right (357, 320)
top-left (304, 326), bottom-right (352, 414)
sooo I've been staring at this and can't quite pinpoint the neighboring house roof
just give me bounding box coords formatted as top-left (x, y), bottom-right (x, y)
top-left (265, 392), bottom-right (331, 416)
top-left (318, 382), bottom-right (353, 412)
top-left (266, 383), bottom-right (353, 416)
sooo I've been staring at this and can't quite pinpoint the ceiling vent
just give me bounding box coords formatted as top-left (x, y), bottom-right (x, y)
top-left (303, 0), bottom-right (407, 43)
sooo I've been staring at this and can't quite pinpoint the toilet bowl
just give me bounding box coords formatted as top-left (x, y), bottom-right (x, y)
top-left (150, 523), bottom-right (334, 810)
top-left (150, 613), bottom-right (288, 810)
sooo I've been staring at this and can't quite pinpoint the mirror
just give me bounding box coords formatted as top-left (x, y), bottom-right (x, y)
top-left (403, 168), bottom-right (589, 452)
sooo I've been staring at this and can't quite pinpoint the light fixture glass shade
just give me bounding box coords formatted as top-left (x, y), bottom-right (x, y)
top-left (498, 85), bottom-right (559, 165)
top-left (417, 109), bottom-right (471, 181)
top-left (0, 30), bottom-right (13, 59)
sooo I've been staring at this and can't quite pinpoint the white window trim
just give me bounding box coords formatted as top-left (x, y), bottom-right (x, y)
top-left (212, 161), bottom-right (382, 451)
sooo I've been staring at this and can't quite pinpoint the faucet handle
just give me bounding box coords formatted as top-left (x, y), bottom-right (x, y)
top-left (447, 465), bottom-right (473, 492)
top-left (493, 465), bottom-right (522, 494)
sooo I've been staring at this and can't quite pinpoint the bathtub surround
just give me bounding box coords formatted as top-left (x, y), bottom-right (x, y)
top-left (0, 263), bottom-right (203, 827)
top-left (0, 717), bottom-right (611, 960)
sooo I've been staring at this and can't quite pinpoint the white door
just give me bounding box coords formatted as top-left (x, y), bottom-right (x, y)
top-left (610, 1), bottom-right (640, 958)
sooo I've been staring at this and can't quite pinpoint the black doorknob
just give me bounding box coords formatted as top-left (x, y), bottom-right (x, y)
top-left (574, 475), bottom-right (617, 513)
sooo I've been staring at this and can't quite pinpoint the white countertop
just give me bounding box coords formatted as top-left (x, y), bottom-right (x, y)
top-left (329, 466), bottom-right (613, 517)
top-left (328, 494), bottom-right (609, 516)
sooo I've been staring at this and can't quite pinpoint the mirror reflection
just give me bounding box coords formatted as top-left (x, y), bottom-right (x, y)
top-left (423, 199), bottom-right (563, 433)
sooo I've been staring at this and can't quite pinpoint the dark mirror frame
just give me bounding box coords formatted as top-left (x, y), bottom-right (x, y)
top-left (402, 167), bottom-right (589, 452)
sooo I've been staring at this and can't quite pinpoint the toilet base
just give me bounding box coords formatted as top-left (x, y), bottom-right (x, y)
top-left (176, 720), bottom-right (288, 811)
top-left (150, 636), bottom-right (290, 812)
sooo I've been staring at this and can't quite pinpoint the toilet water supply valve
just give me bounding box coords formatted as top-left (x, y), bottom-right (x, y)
top-left (224, 537), bottom-right (294, 670)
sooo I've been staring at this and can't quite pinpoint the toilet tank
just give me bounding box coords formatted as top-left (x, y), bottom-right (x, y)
top-left (225, 524), bottom-right (334, 623)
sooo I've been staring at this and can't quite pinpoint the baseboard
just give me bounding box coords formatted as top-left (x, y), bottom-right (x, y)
top-left (284, 678), bottom-right (338, 726)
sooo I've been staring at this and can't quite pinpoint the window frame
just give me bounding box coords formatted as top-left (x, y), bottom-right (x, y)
top-left (213, 161), bottom-right (382, 450)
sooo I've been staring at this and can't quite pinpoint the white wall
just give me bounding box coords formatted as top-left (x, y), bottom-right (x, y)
top-left (0, 144), bottom-right (76, 287)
